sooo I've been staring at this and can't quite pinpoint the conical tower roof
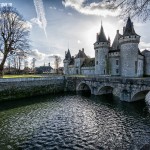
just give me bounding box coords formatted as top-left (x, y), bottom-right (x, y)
top-left (97, 24), bottom-right (108, 42)
top-left (112, 30), bottom-right (122, 50)
top-left (65, 49), bottom-right (71, 60)
top-left (123, 17), bottom-right (138, 36)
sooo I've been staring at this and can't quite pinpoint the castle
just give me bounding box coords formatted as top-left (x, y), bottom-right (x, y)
top-left (64, 17), bottom-right (150, 77)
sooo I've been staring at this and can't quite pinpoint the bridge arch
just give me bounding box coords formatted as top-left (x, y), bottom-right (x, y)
top-left (97, 85), bottom-right (114, 95)
top-left (76, 81), bottom-right (92, 94)
top-left (131, 89), bottom-right (150, 102)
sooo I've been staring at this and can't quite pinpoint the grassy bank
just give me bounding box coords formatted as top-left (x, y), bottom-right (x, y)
top-left (3, 74), bottom-right (42, 78)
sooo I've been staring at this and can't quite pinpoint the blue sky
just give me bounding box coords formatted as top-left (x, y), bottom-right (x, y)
top-left (0, 0), bottom-right (150, 67)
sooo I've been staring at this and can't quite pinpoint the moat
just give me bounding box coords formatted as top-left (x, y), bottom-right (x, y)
top-left (0, 93), bottom-right (150, 150)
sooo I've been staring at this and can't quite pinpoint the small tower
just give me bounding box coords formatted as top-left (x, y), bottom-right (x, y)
top-left (119, 17), bottom-right (140, 77)
top-left (63, 49), bottom-right (71, 74)
top-left (94, 23), bottom-right (110, 75)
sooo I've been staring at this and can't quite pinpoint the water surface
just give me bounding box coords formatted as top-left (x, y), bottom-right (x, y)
top-left (0, 94), bottom-right (150, 150)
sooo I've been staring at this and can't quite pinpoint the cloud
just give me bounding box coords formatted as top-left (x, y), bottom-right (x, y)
top-left (62, 0), bottom-right (120, 17)
top-left (0, 3), bottom-right (12, 7)
top-left (29, 49), bottom-right (46, 60)
top-left (49, 6), bottom-right (57, 10)
top-left (33, 0), bottom-right (47, 38)
top-left (31, 18), bottom-right (42, 28)
top-left (139, 42), bottom-right (150, 50)
top-left (23, 21), bottom-right (32, 30)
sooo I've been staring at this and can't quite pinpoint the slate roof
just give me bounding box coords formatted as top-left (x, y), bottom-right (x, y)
top-left (97, 25), bottom-right (108, 42)
top-left (138, 49), bottom-right (144, 56)
top-left (111, 30), bottom-right (122, 50)
top-left (75, 49), bottom-right (87, 59)
top-left (123, 17), bottom-right (138, 36)
top-left (65, 49), bottom-right (71, 60)
top-left (68, 57), bottom-right (75, 65)
top-left (81, 58), bottom-right (95, 67)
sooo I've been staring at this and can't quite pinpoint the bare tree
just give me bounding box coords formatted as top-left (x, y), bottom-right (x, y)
top-left (0, 5), bottom-right (30, 77)
top-left (31, 58), bottom-right (36, 74)
top-left (105, 0), bottom-right (150, 21)
top-left (54, 55), bottom-right (61, 74)
top-left (49, 55), bottom-right (62, 74)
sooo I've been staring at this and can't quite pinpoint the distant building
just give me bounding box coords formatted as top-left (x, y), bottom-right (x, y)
top-left (64, 17), bottom-right (150, 77)
top-left (36, 63), bottom-right (53, 74)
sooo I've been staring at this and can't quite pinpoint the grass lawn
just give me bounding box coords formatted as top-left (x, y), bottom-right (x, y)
top-left (66, 75), bottom-right (86, 77)
top-left (3, 74), bottom-right (42, 78)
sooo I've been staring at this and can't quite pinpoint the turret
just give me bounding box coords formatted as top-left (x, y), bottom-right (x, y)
top-left (75, 48), bottom-right (87, 74)
top-left (119, 17), bottom-right (141, 77)
top-left (63, 49), bottom-right (71, 74)
top-left (94, 23), bottom-right (110, 75)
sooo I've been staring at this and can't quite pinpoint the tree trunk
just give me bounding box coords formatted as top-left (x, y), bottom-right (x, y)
top-left (0, 54), bottom-right (7, 77)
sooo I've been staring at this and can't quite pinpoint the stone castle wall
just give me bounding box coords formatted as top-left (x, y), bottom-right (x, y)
top-left (0, 77), bottom-right (65, 101)
top-left (109, 56), bottom-right (120, 76)
top-left (120, 43), bottom-right (139, 77)
top-left (95, 47), bottom-right (109, 75)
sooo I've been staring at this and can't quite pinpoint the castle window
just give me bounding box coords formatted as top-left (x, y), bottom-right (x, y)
top-left (135, 61), bottom-right (137, 74)
top-left (116, 60), bottom-right (119, 65)
top-left (96, 61), bottom-right (98, 65)
top-left (116, 69), bottom-right (119, 74)
top-left (96, 50), bottom-right (98, 53)
top-left (104, 69), bottom-right (105, 74)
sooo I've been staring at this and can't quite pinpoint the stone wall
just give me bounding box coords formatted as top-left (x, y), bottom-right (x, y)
top-left (109, 55), bottom-right (120, 76)
top-left (81, 67), bottom-right (95, 75)
top-left (95, 47), bottom-right (109, 75)
top-left (120, 43), bottom-right (139, 77)
top-left (0, 77), bottom-right (65, 101)
top-left (142, 50), bottom-right (150, 76)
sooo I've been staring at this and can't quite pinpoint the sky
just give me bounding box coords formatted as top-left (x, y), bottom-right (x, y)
top-left (0, 0), bottom-right (150, 68)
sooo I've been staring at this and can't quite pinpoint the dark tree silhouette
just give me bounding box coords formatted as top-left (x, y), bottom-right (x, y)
top-left (54, 55), bottom-right (61, 74)
top-left (0, 5), bottom-right (30, 77)
top-left (106, 0), bottom-right (150, 21)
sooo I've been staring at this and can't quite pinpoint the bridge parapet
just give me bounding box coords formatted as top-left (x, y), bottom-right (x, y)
top-left (65, 76), bottom-right (150, 102)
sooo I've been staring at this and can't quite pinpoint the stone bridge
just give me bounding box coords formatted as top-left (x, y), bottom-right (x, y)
top-left (65, 76), bottom-right (150, 102)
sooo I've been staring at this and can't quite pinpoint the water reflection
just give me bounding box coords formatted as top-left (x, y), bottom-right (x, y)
top-left (0, 94), bottom-right (150, 149)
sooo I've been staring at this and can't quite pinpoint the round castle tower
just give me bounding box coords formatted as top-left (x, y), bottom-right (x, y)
top-left (119, 17), bottom-right (140, 77)
top-left (94, 24), bottom-right (110, 75)
top-left (63, 49), bottom-right (71, 74)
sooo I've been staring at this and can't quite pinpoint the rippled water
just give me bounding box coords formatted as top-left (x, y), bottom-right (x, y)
top-left (0, 93), bottom-right (150, 150)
